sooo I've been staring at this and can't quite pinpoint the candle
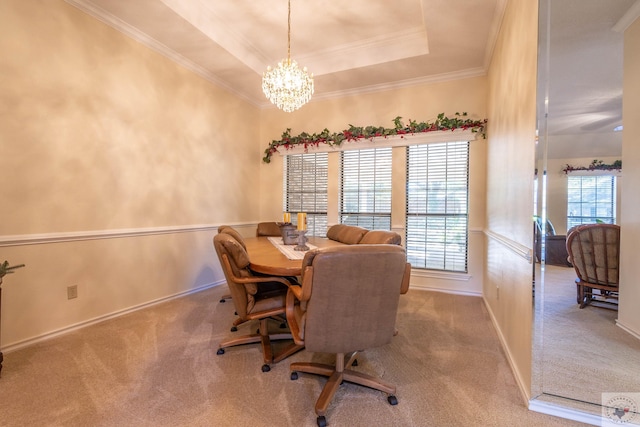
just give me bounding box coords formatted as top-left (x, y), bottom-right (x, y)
top-left (297, 213), bottom-right (307, 231)
top-left (283, 212), bottom-right (291, 223)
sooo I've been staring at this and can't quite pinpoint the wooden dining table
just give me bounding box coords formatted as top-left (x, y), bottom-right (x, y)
top-left (244, 236), bottom-right (344, 277)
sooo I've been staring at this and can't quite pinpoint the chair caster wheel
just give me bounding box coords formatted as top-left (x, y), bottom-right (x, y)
top-left (216, 348), bottom-right (225, 355)
top-left (291, 371), bottom-right (299, 380)
top-left (388, 395), bottom-right (398, 405)
top-left (317, 415), bottom-right (327, 427)
top-left (262, 364), bottom-right (271, 372)
top-left (230, 326), bottom-right (237, 332)
top-left (219, 298), bottom-right (226, 303)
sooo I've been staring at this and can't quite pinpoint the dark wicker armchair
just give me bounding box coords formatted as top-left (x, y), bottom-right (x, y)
top-left (566, 223), bottom-right (620, 309)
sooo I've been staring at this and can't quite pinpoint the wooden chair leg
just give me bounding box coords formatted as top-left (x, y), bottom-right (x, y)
top-left (579, 285), bottom-right (592, 309)
top-left (576, 282), bottom-right (581, 304)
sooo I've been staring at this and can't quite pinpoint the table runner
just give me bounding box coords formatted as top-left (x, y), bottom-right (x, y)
top-left (267, 236), bottom-right (317, 260)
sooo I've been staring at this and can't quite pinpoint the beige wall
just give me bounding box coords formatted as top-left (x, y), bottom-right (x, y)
top-left (619, 17), bottom-right (640, 336)
top-left (0, 0), bottom-right (261, 347)
top-left (258, 78), bottom-right (488, 294)
top-left (1, 0), bottom-right (261, 233)
top-left (484, 0), bottom-right (538, 401)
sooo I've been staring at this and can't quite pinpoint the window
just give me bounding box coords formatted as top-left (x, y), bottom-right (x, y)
top-left (406, 142), bottom-right (469, 272)
top-left (284, 153), bottom-right (328, 236)
top-left (340, 148), bottom-right (392, 229)
top-left (567, 175), bottom-right (616, 229)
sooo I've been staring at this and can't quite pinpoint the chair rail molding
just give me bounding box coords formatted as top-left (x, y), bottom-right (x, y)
top-left (484, 229), bottom-right (533, 263)
top-left (0, 223), bottom-right (259, 247)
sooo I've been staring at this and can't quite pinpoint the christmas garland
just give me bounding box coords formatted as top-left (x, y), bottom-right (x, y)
top-left (562, 159), bottom-right (622, 174)
top-left (262, 112), bottom-right (487, 163)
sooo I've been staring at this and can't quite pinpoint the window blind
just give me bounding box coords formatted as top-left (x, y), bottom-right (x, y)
top-left (340, 148), bottom-right (392, 229)
top-left (406, 141), bottom-right (469, 272)
top-left (567, 175), bottom-right (616, 229)
top-left (284, 153), bottom-right (328, 236)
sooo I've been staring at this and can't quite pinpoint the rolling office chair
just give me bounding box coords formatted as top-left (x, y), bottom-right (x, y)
top-left (285, 244), bottom-right (411, 426)
top-left (213, 233), bottom-right (303, 372)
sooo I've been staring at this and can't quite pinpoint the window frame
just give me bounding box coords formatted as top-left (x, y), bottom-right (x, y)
top-left (405, 141), bottom-right (470, 273)
top-left (339, 147), bottom-right (393, 230)
top-left (283, 152), bottom-right (329, 236)
top-left (566, 174), bottom-right (617, 229)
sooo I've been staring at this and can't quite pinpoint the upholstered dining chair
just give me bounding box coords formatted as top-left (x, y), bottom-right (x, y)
top-left (213, 233), bottom-right (303, 371)
top-left (358, 230), bottom-right (402, 245)
top-left (285, 244), bottom-right (411, 426)
top-left (325, 224), bottom-right (368, 244)
top-left (218, 225), bottom-right (246, 248)
top-left (216, 226), bottom-right (246, 304)
top-left (256, 221), bottom-right (282, 237)
top-left (566, 223), bottom-right (621, 309)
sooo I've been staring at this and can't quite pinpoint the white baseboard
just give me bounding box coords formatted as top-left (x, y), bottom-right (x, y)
top-left (1, 281), bottom-right (225, 354)
top-left (616, 319), bottom-right (640, 340)
top-left (409, 283), bottom-right (482, 297)
top-left (528, 399), bottom-right (603, 426)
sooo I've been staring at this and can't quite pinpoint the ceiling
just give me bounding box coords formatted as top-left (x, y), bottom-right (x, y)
top-left (65, 0), bottom-right (505, 107)
top-left (65, 0), bottom-right (638, 158)
top-left (540, 0), bottom-right (638, 159)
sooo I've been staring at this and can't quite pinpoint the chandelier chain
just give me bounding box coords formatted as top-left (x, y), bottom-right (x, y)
top-left (287, 0), bottom-right (291, 62)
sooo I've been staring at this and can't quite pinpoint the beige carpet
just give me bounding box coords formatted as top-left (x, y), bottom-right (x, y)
top-left (538, 265), bottom-right (640, 406)
top-left (0, 286), bottom-right (585, 427)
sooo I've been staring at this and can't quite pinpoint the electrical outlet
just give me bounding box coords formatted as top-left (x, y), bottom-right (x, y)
top-left (67, 285), bottom-right (78, 300)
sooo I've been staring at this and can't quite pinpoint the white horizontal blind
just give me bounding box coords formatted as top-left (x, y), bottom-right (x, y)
top-left (567, 175), bottom-right (616, 229)
top-left (340, 148), bottom-right (392, 229)
top-left (284, 153), bottom-right (328, 236)
top-left (406, 141), bottom-right (469, 272)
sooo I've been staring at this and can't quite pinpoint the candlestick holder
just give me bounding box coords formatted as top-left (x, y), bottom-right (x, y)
top-left (294, 229), bottom-right (309, 251)
top-left (279, 223), bottom-right (298, 245)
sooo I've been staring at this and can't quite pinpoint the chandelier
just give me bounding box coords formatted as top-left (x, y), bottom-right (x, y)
top-left (262, 0), bottom-right (314, 112)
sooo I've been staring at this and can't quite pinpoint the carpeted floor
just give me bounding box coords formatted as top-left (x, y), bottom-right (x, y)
top-left (538, 265), bottom-right (640, 408)
top-left (0, 285), bottom-right (586, 426)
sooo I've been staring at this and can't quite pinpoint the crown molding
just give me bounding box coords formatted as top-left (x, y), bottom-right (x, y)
top-left (613, 0), bottom-right (640, 32)
top-left (308, 67), bottom-right (487, 104)
top-left (483, 0), bottom-right (509, 70)
top-left (298, 27), bottom-right (429, 76)
top-left (64, 0), bottom-right (260, 107)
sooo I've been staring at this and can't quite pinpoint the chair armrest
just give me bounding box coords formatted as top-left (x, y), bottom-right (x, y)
top-left (223, 254), bottom-right (296, 288)
top-left (400, 263), bottom-right (411, 294)
top-left (286, 286), bottom-right (305, 345)
top-left (298, 265), bottom-right (314, 302)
